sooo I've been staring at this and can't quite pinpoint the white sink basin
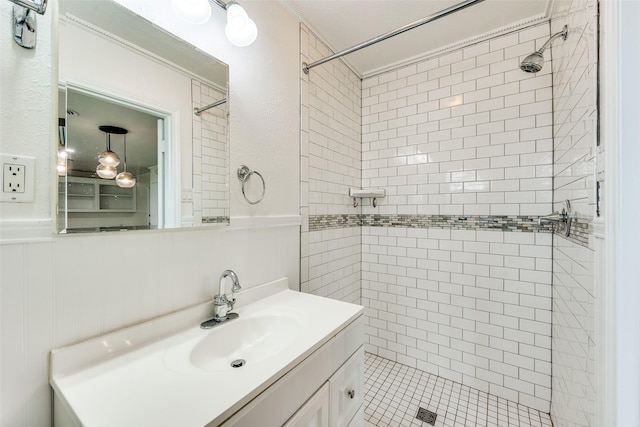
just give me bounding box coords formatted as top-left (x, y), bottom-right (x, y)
top-left (189, 315), bottom-right (300, 372)
top-left (163, 313), bottom-right (301, 374)
top-left (50, 278), bottom-right (364, 427)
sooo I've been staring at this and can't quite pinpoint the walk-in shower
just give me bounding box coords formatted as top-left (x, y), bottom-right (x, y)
top-left (520, 24), bottom-right (568, 72)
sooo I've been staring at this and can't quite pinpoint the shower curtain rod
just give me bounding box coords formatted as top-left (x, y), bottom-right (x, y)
top-left (302, 0), bottom-right (485, 74)
top-left (194, 98), bottom-right (227, 116)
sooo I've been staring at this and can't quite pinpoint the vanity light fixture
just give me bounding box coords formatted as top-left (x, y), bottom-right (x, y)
top-left (96, 126), bottom-right (125, 179)
top-left (170, 0), bottom-right (211, 24)
top-left (115, 132), bottom-right (136, 188)
top-left (171, 0), bottom-right (257, 47)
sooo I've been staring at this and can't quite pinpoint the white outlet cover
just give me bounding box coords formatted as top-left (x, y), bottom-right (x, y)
top-left (1, 154), bottom-right (35, 203)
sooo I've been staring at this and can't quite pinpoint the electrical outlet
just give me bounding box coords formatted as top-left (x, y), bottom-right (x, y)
top-left (1, 154), bottom-right (35, 203)
top-left (4, 163), bottom-right (25, 193)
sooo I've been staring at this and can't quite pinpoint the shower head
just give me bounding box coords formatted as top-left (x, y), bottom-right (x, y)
top-left (520, 25), bottom-right (568, 73)
top-left (520, 51), bottom-right (544, 73)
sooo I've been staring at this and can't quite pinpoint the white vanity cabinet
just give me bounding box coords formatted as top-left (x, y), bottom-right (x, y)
top-left (329, 349), bottom-right (364, 426)
top-left (283, 383), bottom-right (330, 427)
top-left (218, 317), bottom-right (364, 427)
top-left (283, 348), bottom-right (364, 427)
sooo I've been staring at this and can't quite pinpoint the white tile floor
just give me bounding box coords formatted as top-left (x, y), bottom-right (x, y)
top-left (364, 353), bottom-right (553, 427)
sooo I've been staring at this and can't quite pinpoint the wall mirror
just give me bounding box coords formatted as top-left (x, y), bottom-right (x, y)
top-left (57, 0), bottom-right (229, 233)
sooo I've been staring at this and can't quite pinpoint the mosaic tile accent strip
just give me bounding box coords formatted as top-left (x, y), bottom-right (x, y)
top-left (309, 214), bottom-right (553, 233)
top-left (555, 217), bottom-right (590, 248)
top-left (308, 214), bottom-right (361, 231)
top-left (201, 216), bottom-right (230, 224)
top-left (364, 353), bottom-right (553, 427)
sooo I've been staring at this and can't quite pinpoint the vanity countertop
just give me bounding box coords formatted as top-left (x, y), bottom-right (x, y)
top-left (50, 278), bottom-right (364, 427)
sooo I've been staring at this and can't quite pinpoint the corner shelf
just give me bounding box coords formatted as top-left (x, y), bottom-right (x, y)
top-left (348, 188), bottom-right (385, 208)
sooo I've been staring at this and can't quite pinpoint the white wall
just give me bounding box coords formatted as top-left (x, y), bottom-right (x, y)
top-left (548, 1), bottom-right (599, 426)
top-left (300, 24), bottom-right (362, 304)
top-left (360, 24), bottom-right (555, 412)
top-left (0, 1), bottom-right (301, 426)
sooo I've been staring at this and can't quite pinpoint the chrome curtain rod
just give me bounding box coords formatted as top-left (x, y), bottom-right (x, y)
top-left (194, 98), bottom-right (227, 116)
top-left (302, 0), bottom-right (485, 74)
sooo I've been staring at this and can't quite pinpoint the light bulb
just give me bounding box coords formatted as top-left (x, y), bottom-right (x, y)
top-left (225, 4), bottom-right (257, 47)
top-left (116, 171), bottom-right (136, 188)
top-left (96, 164), bottom-right (117, 179)
top-left (171, 0), bottom-right (211, 24)
top-left (98, 150), bottom-right (120, 167)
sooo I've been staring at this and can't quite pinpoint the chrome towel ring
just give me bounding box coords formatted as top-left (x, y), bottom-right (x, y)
top-left (237, 165), bottom-right (265, 205)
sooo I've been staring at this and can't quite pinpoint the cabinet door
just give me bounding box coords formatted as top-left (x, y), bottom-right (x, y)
top-left (283, 383), bottom-right (330, 427)
top-left (330, 347), bottom-right (364, 427)
top-left (346, 405), bottom-right (364, 427)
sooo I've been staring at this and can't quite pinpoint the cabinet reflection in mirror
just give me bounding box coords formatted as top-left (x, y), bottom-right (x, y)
top-left (57, 0), bottom-right (230, 233)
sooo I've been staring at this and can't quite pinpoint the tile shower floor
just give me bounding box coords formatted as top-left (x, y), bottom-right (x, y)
top-left (364, 353), bottom-right (553, 427)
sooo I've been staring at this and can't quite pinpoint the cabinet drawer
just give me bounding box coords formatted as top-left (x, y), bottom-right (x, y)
top-left (330, 346), bottom-right (364, 427)
top-left (283, 382), bottom-right (330, 427)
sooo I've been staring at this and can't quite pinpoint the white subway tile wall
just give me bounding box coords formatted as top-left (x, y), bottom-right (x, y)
top-left (192, 80), bottom-right (229, 223)
top-left (300, 24), bottom-right (362, 303)
top-left (360, 24), bottom-right (555, 413)
top-left (362, 227), bottom-right (553, 412)
top-left (549, 1), bottom-right (598, 426)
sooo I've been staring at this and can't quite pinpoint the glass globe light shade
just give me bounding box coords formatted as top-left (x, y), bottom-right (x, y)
top-left (98, 150), bottom-right (120, 167)
top-left (96, 164), bottom-right (117, 179)
top-left (116, 171), bottom-right (136, 188)
top-left (171, 0), bottom-right (211, 24)
top-left (225, 4), bottom-right (257, 47)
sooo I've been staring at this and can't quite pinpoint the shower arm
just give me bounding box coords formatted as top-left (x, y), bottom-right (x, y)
top-left (536, 25), bottom-right (568, 53)
top-left (302, 0), bottom-right (485, 74)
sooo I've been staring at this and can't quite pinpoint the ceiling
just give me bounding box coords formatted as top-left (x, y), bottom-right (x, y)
top-left (282, 0), bottom-right (551, 77)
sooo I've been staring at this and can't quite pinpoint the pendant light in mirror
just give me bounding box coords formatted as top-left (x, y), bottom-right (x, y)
top-left (96, 125), bottom-right (124, 179)
top-left (115, 130), bottom-right (136, 188)
top-left (96, 125), bottom-right (127, 180)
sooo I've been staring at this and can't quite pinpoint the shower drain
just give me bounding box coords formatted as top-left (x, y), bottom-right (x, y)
top-left (416, 407), bottom-right (437, 425)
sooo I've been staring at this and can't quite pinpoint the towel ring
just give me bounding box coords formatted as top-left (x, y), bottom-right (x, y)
top-left (237, 165), bottom-right (265, 205)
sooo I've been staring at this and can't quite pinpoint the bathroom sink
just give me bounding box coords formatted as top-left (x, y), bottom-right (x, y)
top-left (50, 278), bottom-right (364, 427)
top-left (164, 314), bottom-right (301, 373)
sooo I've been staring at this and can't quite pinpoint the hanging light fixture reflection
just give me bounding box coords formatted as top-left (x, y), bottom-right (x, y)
top-left (115, 131), bottom-right (136, 188)
top-left (171, 0), bottom-right (257, 47)
top-left (96, 126), bottom-right (126, 179)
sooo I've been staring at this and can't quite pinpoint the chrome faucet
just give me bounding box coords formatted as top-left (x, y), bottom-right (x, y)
top-left (201, 270), bottom-right (242, 329)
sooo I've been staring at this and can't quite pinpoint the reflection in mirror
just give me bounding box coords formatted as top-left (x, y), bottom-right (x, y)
top-left (58, 87), bottom-right (164, 233)
top-left (57, 0), bottom-right (229, 233)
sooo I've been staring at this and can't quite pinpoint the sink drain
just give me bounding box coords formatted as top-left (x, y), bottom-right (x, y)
top-left (231, 359), bottom-right (246, 368)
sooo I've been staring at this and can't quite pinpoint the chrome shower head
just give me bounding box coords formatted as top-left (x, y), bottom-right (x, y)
top-left (519, 24), bottom-right (568, 73)
top-left (520, 51), bottom-right (544, 73)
